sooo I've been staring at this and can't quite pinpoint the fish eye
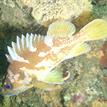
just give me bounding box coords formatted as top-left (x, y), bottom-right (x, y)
top-left (4, 84), bottom-right (12, 89)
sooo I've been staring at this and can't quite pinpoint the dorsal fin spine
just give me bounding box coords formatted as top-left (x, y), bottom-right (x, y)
top-left (7, 46), bottom-right (17, 61)
top-left (29, 33), bottom-right (37, 52)
top-left (21, 34), bottom-right (25, 49)
top-left (26, 33), bottom-right (30, 48)
top-left (16, 36), bottom-right (21, 51)
top-left (29, 34), bottom-right (33, 50)
top-left (12, 42), bottom-right (17, 53)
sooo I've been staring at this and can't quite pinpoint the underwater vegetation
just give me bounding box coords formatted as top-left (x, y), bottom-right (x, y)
top-left (1, 19), bottom-right (107, 97)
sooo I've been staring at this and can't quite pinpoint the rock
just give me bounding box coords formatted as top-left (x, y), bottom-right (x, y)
top-left (20, 0), bottom-right (92, 26)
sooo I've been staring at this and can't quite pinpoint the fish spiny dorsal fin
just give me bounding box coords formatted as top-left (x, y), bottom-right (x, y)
top-left (7, 33), bottom-right (44, 63)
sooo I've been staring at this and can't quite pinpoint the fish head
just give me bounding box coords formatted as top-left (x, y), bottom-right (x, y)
top-left (1, 64), bottom-right (33, 96)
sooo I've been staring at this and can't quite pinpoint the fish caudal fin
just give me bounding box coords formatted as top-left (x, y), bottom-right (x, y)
top-left (65, 43), bottom-right (91, 60)
top-left (80, 19), bottom-right (107, 41)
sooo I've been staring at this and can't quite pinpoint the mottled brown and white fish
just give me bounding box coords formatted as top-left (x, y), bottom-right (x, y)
top-left (1, 19), bottom-right (107, 96)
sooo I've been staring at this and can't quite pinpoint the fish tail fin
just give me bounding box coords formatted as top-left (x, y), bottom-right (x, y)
top-left (80, 19), bottom-right (107, 41)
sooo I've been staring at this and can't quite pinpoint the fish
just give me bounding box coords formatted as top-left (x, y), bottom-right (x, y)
top-left (1, 19), bottom-right (107, 96)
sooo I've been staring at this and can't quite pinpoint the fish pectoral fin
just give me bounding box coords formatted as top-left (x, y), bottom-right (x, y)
top-left (80, 19), bottom-right (107, 41)
top-left (65, 43), bottom-right (91, 59)
top-left (43, 68), bottom-right (64, 84)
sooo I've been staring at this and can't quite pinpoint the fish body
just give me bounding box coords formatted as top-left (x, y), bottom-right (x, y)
top-left (6, 34), bottom-right (88, 84)
top-left (1, 19), bottom-right (107, 96)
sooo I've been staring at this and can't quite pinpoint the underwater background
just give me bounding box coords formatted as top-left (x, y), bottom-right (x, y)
top-left (0, 0), bottom-right (107, 107)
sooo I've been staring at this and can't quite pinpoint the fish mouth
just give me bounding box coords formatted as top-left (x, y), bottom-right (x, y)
top-left (0, 86), bottom-right (17, 96)
top-left (0, 83), bottom-right (14, 96)
top-left (0, 84), bottom-right (33, 96)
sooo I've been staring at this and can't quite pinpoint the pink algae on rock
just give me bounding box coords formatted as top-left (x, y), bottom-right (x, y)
top-left (99, 43), bottom-right (107, 68)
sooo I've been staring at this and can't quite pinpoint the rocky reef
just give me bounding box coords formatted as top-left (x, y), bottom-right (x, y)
top-left (0, 0), bottom-right (107, 107)
top-left (22, 0), bottom-right (92, 26)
